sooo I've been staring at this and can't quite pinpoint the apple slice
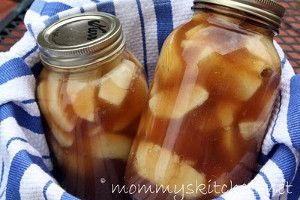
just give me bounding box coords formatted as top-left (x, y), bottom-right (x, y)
top-left (66, 79), bottom-right (86, 103)
top-left (66, 70), bottom-right (102, 122)
top-left (244, 35), bottom-right (280, 67)
top-left (225, 48), bottom-right (268, 76)
top-left (134, 141), bottom-right (206, 198)
top-left (155, 29), bottom-right (185, 86)
top-left (149, 85), bottom-right (209, 119)
top-left (182, 42), bottom-right (215, 65)
top-left (238, 121), bottom-right (263, 140)
top-left (37, 71), bottom-right (74, 147)
top-left (47, 72), bottom-right (75, 132)
top-left (217, 102), bottom-right (238, 130)
top-left (104, 73), bottom-right (148, 133)
top-left (37, 81), bottom-right (49, 117)
top-left (90, 133), bottom-right (132, 161)
top-left (185, 24), bottom-right (206, 40)
top-left (110, 59), bottom-right (135, 89)
top-left (198, 52), bottom-right (262, 101)
top-left (229, 66), bottom-right (262, 101)
top-left (175, 162), bottom-right (206, 197)
top-left (222, 130), bottom-right (237, 158)
top-left (99, 78), bottom-right (128, 106)
top-left (49, 120), bottom-right (74, 147)
top-left (98, 59), bottom-right (136, 106)
top-left (70, 82), bottom-right (96, 122)
top-left (236, 74), bottom-right (262, 101)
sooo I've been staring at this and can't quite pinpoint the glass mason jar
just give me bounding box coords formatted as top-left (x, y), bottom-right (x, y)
top-left (37, 13), bottom-right (148, 200)
top-left (125, 0), bottom-right (285, 199)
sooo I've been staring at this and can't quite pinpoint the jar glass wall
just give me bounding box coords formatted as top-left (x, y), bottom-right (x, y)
top-left (37, 13), bottom-right (148, 200)
top-left (125, 3), bottom-right (283, 200)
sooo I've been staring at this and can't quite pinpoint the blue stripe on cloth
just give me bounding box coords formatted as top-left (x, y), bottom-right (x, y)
top-left (27, 24), bottom-right (34, 36)
top-left (251, 188), bottom-right (261, 200)
top-left (22, 44), bottom-right (38, 60)
top-left (258, 152), bottom-right (269, 166)
top-left (135, 0), bottom-right (148, 77)
top-left (270, 91), bottom-right (282, 143)
top-left (29, 0), bottom-right (47, 13)
top-left (80, 7), bottom-right (85, 13)
top-left (31, 62), bottom-right (44, 78)
top-left (288, 75), bottom-right (300, 150)
top-left (0, 58), bottom-right (32, 85)
top-left (42, 155), bottom-right (51, 159)
top-left (94, 1), bottom-right (116, 15)
top-left (0, 102), bottom-right (44, 134)
top-left (41, 2), bottom-right (72, 17)
top-left (153, 0), bottom-right (173, 53)
top-left (258, 145), bottom-right (278, 166)
top-left (44, 15), bottom-right (60, 26)
top-left (0, 161), bottom-right (4, 188)
top-left (43, 180), bottom-right (53, 200)
top-left (281, 57), bottom-right (287, 68)
top-left (259, 171), bottom-right (273, 199)
top-left (288, 164), bottom-right (300, 200)
top-left (31, 0), bottom-right (72, 25)
top-left (22, 99), bottom-right (36, 104)
top-left (6, 150), bottom-right (50, 200)
top-left (6, 137), bottom-right (28, 149)
top-left (61, 192), bottom-right (80, 200)
top-left (0, 190), bottom-right (4, 199)
top-left (271, 145), bottom-right (296, 183)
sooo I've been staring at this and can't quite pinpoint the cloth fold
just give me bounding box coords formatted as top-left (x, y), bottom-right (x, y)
top-left (0, 0), bottom-right (299, 199)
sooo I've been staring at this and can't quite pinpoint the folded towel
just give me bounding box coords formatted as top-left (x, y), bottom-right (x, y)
top-left (0, 0), bottom-right (299, 199)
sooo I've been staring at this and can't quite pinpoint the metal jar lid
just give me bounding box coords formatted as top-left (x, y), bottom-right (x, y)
top-left (37, 12), bottom-right (125, 69)
top-left (193, 0), bottom-right (285, 30)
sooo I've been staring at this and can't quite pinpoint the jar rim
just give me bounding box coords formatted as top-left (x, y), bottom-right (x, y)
top-left (37, 12), bottom-right (125, 68)
top-left (193, 0), bottom-right (285, 31)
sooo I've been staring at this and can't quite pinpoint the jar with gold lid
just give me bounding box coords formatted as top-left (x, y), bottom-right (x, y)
top-left (37, 13), bottom-right (148, 200)
top-left (125, 0), bottom-right (285, 199)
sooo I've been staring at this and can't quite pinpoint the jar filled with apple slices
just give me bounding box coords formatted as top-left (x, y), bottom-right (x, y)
top-left (125, 0), bottom-right (285, 199)
top-left (37, 13), bottom-right (148, 200)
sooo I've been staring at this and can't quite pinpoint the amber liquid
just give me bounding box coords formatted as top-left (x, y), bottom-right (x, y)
top-left (125, 12), bottom-right (281, 200)
top-left (38, 51), bottom-right (148, 200)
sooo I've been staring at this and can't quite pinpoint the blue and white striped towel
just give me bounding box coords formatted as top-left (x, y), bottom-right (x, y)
top-left (0, 0), bottom-right (299, 199)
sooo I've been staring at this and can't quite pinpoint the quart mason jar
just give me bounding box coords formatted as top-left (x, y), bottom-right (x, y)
top-left (37, 13), bottom-right (148, 200)
top-left (125, 0), bottom-right (285, 199)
